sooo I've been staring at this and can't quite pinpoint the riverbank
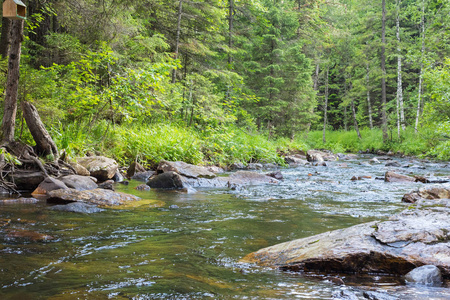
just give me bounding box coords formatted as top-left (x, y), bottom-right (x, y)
top-left (48, 122), bottom-right (449, 169)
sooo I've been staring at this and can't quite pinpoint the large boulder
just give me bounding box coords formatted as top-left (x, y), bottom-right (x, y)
top-left (147, 172), bottom-right (185, 189)
top-left (32, 177), bottom-right (69, 196)
top-left (47, 188), bottom-right (140, 206)
top-left (59, 175), bottom-right (98, 191)
top-left (385, 171), bottom-right (415, 183)
top-left (76, 156), bottom-right (118, 181)
top-left (241, 198), bottom-right (450, 277)
top-left (157, 160), bottom-right (216, 179)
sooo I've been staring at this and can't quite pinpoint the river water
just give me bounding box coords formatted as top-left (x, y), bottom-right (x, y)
top-left (0, 155), bottom-right (449, 299)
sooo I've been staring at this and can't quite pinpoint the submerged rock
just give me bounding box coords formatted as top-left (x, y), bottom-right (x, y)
top-left (47, 188), bottom-right (140, 206)
top-left (241, 198), bottom-right (450, 277)
top-left (405, 265), bottom-right (442, 287)
top-left (50, 202), bottom-right (105, 214)
top-left (362, 291), bottom-right (397, 300)
top-left (76, 156), bottom-right (119, 181)
top-left (135, 184), bottom-right (151, 191)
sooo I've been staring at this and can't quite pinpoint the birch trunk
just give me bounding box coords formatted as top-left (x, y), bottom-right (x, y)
top-left (381, 0), bottom-right (388, 142)
top-left (366, 63), bottom-right (373, 129)
top-left (415, 0), bottom-right (425, 133)
top-left (323, 67), bottom-right (329, 144)
top-left (172, 0), bottom-right (183, 84)
top-left (396, 0), bottom-right (405, 134)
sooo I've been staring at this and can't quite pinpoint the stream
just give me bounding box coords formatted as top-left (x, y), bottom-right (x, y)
top-left (0, 155), bottom-right (449, 299)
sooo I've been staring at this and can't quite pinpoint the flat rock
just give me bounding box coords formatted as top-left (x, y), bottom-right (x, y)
top-left (76, 156), bottom-right (118, 181)
top-left (241, 198), bottom-right (450, 277)
top-left (227, 171), bottom-right (279, 186)
top-left (47, 188), bottom-right (140, 206)
top-left (157, 160), bottom-right (216, 179)
top-left (385, 171), bottom-right (415, 183)
top-left (59, 175), bottom-right (98, 191)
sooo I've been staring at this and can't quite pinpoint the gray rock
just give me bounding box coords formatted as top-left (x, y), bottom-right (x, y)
top-left (266, 171), bottom-right (283, 180)
top-left (112, 170), bottom-right (124, 182)
top-left (48, 188), bottom-right (140, 206)
top-left (285, 155), bottom-right (308, 166)
top-left (332, 289), bottom-right (359, 300)
top-left (307, 150), bottom-right (337, 162)
top-left (230, 162), bottom-right (246, 170)
top-left (32, 177), bottom-right (69, 195)
top-left (68, 161), bottom-right (90, 176)
top-left (76, 156), bottom-right (119, 181)
top-left (247, 163), bottom-right (263, 170)
top-left (402, 185), bottom-right (450, 203)
top-left (405, 265), bottom-right (442, 286)
top-left (228, 171), bottom-right (279, 186)
top-left (135, 184), bottom-right (151, 191)
top-left (385, 161), bottom-right (401, 167)
top-left (206, 165), bottom-right (225, 174)
top-left (131, 171), bottom-right (156, 182)
top-left (157, 160), bottom-right (216, 179)
top-left (147, 172), bottom-right (185, 189)
top-left (363, 291), bottom-right (397, 300)
top-left (98, 180), bottom-right (114, 190)
top-left (50, 202), bottom-right (105, 214)
top-left (127, 162), bottom-right (146, 178)
top-left (241, 198), bottom-right (450, 277)
top-left (59, 175), bottom-right (98, 191)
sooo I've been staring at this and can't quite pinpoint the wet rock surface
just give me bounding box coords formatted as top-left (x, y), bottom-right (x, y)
top-left (405, 265), bottom-right (443, 287)
top-left (241, 197), bottom-right (450, 277)
top-left (157, 160), bottom-right (216, 179)
top-left (49, 202), bottom-right (105, 214)
top-left (76, 156), bottom-right (119, 181)
top-left (47, 188), bottom-right (140, 206)
top-left (147, 171), bottom-right (185, 189)
top-left (402, 185), bottom-right (450, 203)
top-left (385, 171), bottom-right (415, 183)
top-left (31, 177), bottom-right (69, 196)
top-left (59, 175), bottom-right (98, 191)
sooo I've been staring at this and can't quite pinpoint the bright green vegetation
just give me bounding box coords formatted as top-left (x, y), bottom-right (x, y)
top-left (1, 0), bottom-right (449, 164)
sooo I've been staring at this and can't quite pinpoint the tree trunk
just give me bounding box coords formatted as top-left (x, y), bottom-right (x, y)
top-left (2, 20), bottom-right (24, 143)
top-left (396, 0), bottom-right (405, 134)
top-left (351, 99), bottom-right (362, 139)
top-left (21, 101), bottom-right (58, 159)
top-left (0, 18), bottom-right (12, 59)
top-left (228, 0), bottom-right (234, 66)
top-left (366, 63), bottom-right (373, 129)
top-left (172, 0), bottom-right (183, 84)
top-left (415, 0), bottom-right (425, 133)
top-left (381, 0), bottom-right (388, 142)
top-left (323, 66), bottom-right (328, 144)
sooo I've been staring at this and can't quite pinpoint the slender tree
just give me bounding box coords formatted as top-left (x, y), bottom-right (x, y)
top-left (396, 0), bottom-right (405, 134)
top-left (381, 0), bottom-right (388, 142)
top-left (415, 0), bottom-right (425, 132)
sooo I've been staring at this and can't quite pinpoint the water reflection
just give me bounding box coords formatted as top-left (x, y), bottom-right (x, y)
top-left (0, 156), bottom-right (449, 299)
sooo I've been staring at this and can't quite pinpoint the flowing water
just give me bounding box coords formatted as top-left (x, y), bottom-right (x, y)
top-left (0, 155), bottom-right (449, 299)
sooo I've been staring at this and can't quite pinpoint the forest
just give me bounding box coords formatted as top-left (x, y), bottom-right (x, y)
top-left (1, 0), bottom-right (450, 167)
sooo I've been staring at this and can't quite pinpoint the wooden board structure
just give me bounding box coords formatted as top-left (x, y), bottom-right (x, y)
top-left (3, 0), bottom-right (27, 20)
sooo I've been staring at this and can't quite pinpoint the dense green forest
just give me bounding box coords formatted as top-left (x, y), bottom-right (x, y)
top-left (1, 0), bottom-right (449, 166)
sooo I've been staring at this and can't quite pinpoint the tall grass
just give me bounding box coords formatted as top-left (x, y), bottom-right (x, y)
top-left (51, 122), bottom-right (448, 167)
